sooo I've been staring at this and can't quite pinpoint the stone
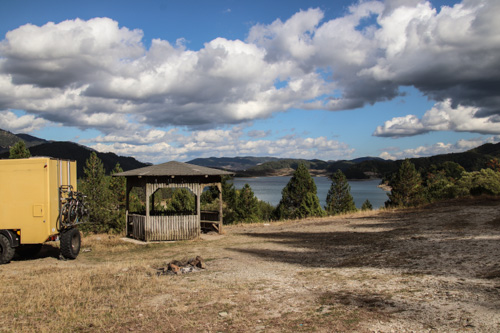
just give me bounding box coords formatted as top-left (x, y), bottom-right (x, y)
top-left (168, 263), bottom-right (180, 274)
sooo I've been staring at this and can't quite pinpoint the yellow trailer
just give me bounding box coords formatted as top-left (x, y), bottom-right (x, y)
top-left (0, 157), bottom-right (86, 264)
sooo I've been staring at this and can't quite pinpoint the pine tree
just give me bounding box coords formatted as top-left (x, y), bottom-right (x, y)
top-left (218, 176), bottom-right (236, 224)
top-left (325, 169), bottom-right (357, 215)
top-left (235, 184), bottom-right (259, 222)
top-left (109, 163), bottom-right (126, 231)
top-left (9, 141), bottom-right (31, 159)
top-left (386, 159), bottom-right (425, 207)
top-left (170, 188), bottom-right (195, 212)
top-left (80, 152), bottom-right (113, 232)
top-left (274, 164), bottom-right (324, 219)
top-left (361, 199), bottom-right (373, 211)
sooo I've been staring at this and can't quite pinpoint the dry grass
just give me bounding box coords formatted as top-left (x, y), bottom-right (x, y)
top-left (2, 197), bottom-right (500, 332)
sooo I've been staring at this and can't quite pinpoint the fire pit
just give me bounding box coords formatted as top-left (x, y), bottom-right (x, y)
top-left (157, 256), bottom-right (206, 275)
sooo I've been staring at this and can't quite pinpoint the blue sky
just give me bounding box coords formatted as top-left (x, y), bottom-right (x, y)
top-left (1, 0), bottom-right (499, 163)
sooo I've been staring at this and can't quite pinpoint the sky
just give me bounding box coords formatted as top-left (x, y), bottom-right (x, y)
top-left (1, 0), bottom-right (499, 164)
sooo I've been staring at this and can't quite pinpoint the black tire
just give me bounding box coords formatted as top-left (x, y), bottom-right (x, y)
top-left (60, 228), bottom-right (81, 260)
top-left (0, 234), bottom-right (15, 265)
top-left (15, 244), bottom-right (42, 259)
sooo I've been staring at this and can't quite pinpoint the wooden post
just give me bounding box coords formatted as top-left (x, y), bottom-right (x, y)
top-left (125, 180), bottom-right (131, 237)
top-left (145, 182), bottom-right (151, 241)
top-left (218, 182), bottom-right (223, 234)
top-left (196, 184), bottom-right (201, 234)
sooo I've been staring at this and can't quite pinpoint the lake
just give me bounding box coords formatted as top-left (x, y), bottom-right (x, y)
top-left (232, 176), bottom-right (389, 209)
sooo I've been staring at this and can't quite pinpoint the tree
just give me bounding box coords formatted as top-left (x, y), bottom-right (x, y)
top-left (455, 168), bottom-right (500, 196)
top-left (257, 200), bottom-right (274, 221)
top-left (109, 163), bottom-right (126, 231)
top-left (170, 188), bottom-right (195, 212)
top-left (9, 141), bottom-right (31, 159)
top-left (274, 164), bottom-right (324, 219)
top-left (80, 152), bottom-right (114, 232)
top-left (487, 158), bottom-right (500, 173)
top-left (386, 159), bottom-right (425, 208)
top-left (425, 170), bottom-right (457, 202)
top-left (361, 199), bottom-right (373, 211)
top-left (325, 169), bottom-right (357, 215)
top-left (221, 176), bottom-right (237, 208)
top-left (235, 184), bottom-right (259, 222)
top-left (219, 176), bottom-right (238, 224)
top-left (439, 161), bottom-right (465, 180)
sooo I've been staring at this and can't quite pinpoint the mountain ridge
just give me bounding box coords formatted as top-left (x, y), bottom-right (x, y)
top-left (3, 128), bottom-right (500, 180)
top-left (0, 129), bottom-right (149, 176)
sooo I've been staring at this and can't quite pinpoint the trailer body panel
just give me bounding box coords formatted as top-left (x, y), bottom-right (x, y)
top-left (0, 158), bottom-right (76, 244)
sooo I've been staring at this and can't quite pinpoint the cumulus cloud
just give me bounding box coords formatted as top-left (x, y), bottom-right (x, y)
top-left (0, 110), bottom-right (49, 133)
top-left (1, 1), bottom-right (499, 132)
top-left (374, 99), bottom-right (500, 137)
top-left (0, 0), bottom-right (499, 155)
top-left (86, 127), bottom-right (353, 163)
top-left (379, 135), bottom-right (500, 160)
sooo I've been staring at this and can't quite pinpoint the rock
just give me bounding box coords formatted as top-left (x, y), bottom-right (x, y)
top-left (188, 256), bottom-right (206, 269)
top-left (181, 266), bottom-right (195, 274)
top-left (170, 260), bottom-right (185, 267)
top-left (168, 263), bottom-right (180, 274)
top-left (461, 318), bottom-right (474, 328)
top-left (218, 311), bottom-right (228, 317)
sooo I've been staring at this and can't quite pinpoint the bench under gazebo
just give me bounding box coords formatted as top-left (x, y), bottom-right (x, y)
top-left (114, 161), bottom-right (234, 241)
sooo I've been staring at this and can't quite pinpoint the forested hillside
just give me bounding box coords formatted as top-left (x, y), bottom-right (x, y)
top-left (4, 128), bottom-right (500, 180)
top-left (0, 129), bottom-right (148, 176)
top-left (192, 143), bottom-right (500, 179)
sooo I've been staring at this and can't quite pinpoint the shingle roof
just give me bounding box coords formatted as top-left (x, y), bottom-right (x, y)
top-left (113, 161), bottom-right (234, 177)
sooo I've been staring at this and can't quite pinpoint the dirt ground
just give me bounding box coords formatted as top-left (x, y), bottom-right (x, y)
top-left (2, 196), bottom-right (500, 332)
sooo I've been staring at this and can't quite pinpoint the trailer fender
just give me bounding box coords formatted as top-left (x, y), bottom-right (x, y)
top-left (0, 230), bottom-right (20, 248)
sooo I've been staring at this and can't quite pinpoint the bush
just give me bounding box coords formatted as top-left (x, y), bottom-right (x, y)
top-left (455, 168), bottom-right (500, 197)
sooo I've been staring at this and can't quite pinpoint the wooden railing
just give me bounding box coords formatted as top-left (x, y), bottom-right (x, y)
top-left (200, 210), bottom-right (221, 233)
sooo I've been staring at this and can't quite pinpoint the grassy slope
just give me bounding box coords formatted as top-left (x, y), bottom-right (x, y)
top-left (2, 197), bottom-right (500, 331)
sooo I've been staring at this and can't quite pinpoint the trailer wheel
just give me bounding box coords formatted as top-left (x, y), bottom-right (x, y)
top-left (60, 228), bottom-right (81, 260)
top-left (0, 234), bottom-right (15, 264)
top-left (16, 244), bottom-right (42, 259)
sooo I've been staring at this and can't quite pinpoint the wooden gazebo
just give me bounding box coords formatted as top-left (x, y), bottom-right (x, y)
top-left (114, 161), bottom-right (233, 241)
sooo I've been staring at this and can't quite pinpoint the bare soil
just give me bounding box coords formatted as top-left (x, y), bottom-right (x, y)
top-left (1, 196), bottom-right (500, 332)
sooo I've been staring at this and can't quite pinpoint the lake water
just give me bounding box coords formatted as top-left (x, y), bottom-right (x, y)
top-left (232, 176), bottom-right (389, 209)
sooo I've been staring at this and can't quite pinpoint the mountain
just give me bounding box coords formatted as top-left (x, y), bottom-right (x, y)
top-left (4, 128), bottom-right (500, 180)
top-left (0, 129), bottom-right (148, 176)
top-left (187, 156), bottom-right (280, 170)
top-left (0, 129), bottom-right (47, 153)
top-left (16, 133), bottom-right (48, 146)
top-left (0, 129), bottom-right (23, 152)
top-left (189, 144), bottom-right (500, 180)
top-left (188, 156), bottom-right (385, 178)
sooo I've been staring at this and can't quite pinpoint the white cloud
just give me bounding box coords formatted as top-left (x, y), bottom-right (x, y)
top-left (373, 114), bottom-right (428, 137)
top-left (379, 135), bottom-right (500, 160)
top-left (87, 127), bottom-right (353, 163)
top-left (374, 99), bottom-right (500, 138)
top-left (248, 8), bottom-right (324, 63)
top-left (0, 1), bottom-right (499, 151)
top-left (0, 110), bottom-right (49, 133)
top-left (247, 130), bottom-right (271, 138)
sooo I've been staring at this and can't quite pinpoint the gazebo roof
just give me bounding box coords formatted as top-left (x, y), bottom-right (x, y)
top-left (113, 161), bottom-right (234, 177)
